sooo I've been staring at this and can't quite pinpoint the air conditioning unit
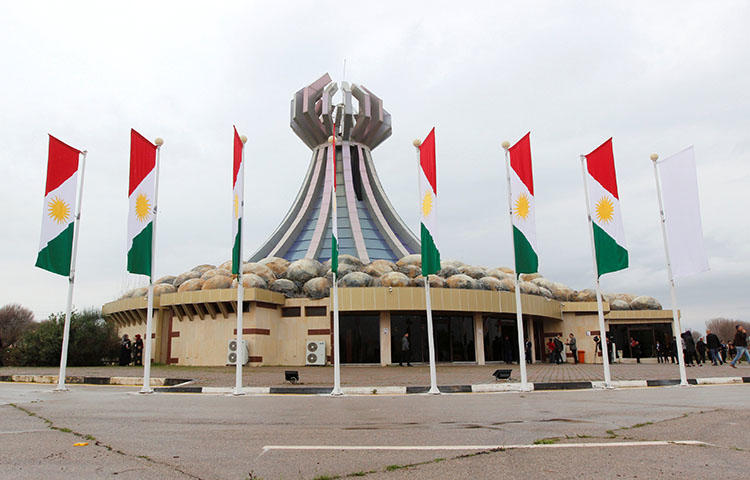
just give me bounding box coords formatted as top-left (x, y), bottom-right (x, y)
top-left (227, 339), bottom-right (248, 365)
top-left (305, 340), bottom-right (326, 366)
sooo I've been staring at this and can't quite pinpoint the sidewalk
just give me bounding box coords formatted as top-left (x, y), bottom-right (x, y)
top-left (3, 362), bottom-right (749, 388)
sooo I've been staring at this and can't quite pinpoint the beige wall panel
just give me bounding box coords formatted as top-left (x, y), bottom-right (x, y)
top-left (379, 312), bottom-right (391, 366)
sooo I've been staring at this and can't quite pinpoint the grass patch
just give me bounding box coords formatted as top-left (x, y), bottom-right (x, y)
top-left (313, 476), bottom-right (340, 480)
top-left (385, 465), bottom-right (406, 471)
top-left (533, 437), bottom-right (560, 445)
top-left (629, 422), bottom-right (653, 429)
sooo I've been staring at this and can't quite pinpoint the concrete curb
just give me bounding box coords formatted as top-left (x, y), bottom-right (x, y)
top-left (0, 374), bottom-right (190, 387)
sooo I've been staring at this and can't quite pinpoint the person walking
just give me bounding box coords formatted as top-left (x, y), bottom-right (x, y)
top-left (696, 337), bottom-right (707, 365)
top-left (729, 325), bottom-right (750, 368)
top-left (567, 333), bottom-right (578, 364)
top-left (524, 339), bottom-right (532, 364)
top-left (655, 340), bottom-right (664, 363)
top-left (399, 332), bottom-right (412, 367)
top-left (682, 331), bottom-right (697, 366)
top-left (132, 334), bottom-right (144, 366)
top-left (630, 337), bottom-right (641, 363)
top-left (669, 336), bottom-right (678, 364)
top-left (553, 336), bottom-right (565, 364)
top-left (119, 334), bottom-right (132, 366)
top-left (706, 329), bottom-right (722, 365)
top-left (502, 335), bottom-right (513, 364)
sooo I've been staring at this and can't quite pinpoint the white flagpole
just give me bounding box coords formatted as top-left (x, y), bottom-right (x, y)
top-left (651, 153), bottom-right (688, 386)
top-left (580, 155), bottom-right (612, 388)
top-left (55, 150), bottom-right (87, 392)
top-left (414, 140), bottom-right (439, 395)
top-left (501, 142), bottom-right (530, 390)
top-left (234, 134), bottom-right (247, 396)
top-left (141, 137), bottom-right (163, 394)
top-left (330, 132), bottom-right (342, 396)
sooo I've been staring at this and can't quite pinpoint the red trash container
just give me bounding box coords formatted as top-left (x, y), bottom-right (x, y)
top-left (578, 350), bottom-right (585, 364)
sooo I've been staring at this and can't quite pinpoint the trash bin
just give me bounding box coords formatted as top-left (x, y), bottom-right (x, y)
top-left (578, 350), bottom-right (585, 364)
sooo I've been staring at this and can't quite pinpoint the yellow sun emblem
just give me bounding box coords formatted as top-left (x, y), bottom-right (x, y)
top-left (514, 193), bottom-right (531, 220)
top-left (47, 196), bottom-right (71, 224)
top-left (595, 196), bottom-right (615, 224)
top-left (134, 193), bottom-right (152, 222)
top-left (233, 194), bottom-right (239, 219)
top-left (421, 190), bottom-right (433, 217)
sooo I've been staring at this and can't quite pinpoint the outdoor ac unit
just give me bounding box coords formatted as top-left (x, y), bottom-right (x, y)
top-left (305, 340), bottom-right (326, 366)
top-left (227, 339), bottom-right (248, 365)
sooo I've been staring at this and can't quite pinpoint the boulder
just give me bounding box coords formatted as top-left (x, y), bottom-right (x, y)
top-left (371, 276), bottom-right (383, 287)
top-left (363, 259), bottom-right (396, 277)
top-left (379, 271), bottom-right (410, 287)
top-left (154, 275), bottom-right (176, 286)
top-left (285, 258), bottom-right (324, 285)
top-left (520, 273), bottom-right (543, 282)
top-left (496, 267), bottom-right (515, 275)
top-left (338, 272), bottom-right (373, 287)
top-left (232, 274), bottom-right (267, 289)
top-left (177, 278), bottom-right (204, 292)
top-left (575, 289), bottom-right (597, 302)
top-left (218, 260), bottom-right (233, 272)
top-left (201, 268), bottom-right (232, 281)
top-left (153, 283), bottom-right (176, 296)
top-left (519, 281), bottom-right (542, 296)
top-left (486, 268), bottom-right (513, 281)
top-left (329, 262), bottom-right (361, 278)
top-left (191, 264), bottom-right (216, 275)
top-left (441, 259), bottom-right (465, 269)
top-left (337, 254), bottom-right (364, 268)
top-left (242, 262), bottom-right (276, 284)
top-left (538, 286), bottom-right (554, 298)
top-left (258, 256), bottom-right (291, 276)
top-left (412, 275), bottom-right (446, 288)
top-left (398, 264), bottom-right (421, 278)
top-left (445, 274), bottom-right (475, 289)
top-left (270, 279), bottom-right (299, 297)
top-left (173, 270), bottom-right (201, 288)
top-left (630, 296), bottom-right (662, 310)
top-left (610, 299), bottom-right (631, 310)
top-left (303, 277), bottom-right (331, 299)
top-left (202, 275), bottom-right (233, 290)
top-left (437, 266), bottom-right (460, 278)
top-left (532, 278), bottom-right (575, 301)
top-left (132, 286), bottom-right (149, 297)
top-left (396, 254), bottom-right (421, 267)
top-left (478, 276), bottom-right (503, 291)
top-left (459, 265), bottom-right (487, 279)
top-left (498, 278), bottom-right (516, 292)
top-left (614, 293), bottom-right (636, 303)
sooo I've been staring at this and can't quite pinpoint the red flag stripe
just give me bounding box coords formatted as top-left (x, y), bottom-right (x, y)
top-left (233, 126), bottom-right (242, 187)
top-left (332, 123), bottom-right (336, 192)
top-left (419, 128), bottom-right (437, 193)
top-left (509, 132), bottom-right (533, 195)
top-left (586, 138), bottom-right (619, 199)
top-left (129, 129), bottom-right (157, 195)
top-left (45, 135), bottom-right (80, 195)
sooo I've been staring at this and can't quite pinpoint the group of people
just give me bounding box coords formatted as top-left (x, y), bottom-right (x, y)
top-left (545, 333), bottom-right (579, 364)
top-left (653, 325), bottom-right (749, 367)
top-left (119, 333), bottom-right (144, 366)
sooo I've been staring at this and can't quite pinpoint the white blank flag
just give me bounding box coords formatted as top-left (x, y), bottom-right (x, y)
top-left (658, 146), bottom-right (709, 278)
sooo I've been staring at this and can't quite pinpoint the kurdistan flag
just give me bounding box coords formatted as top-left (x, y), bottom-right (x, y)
top-left (232, 127), bottom-right (244, 274)
top-left (419, 128), bottom-right (440, 276)
top-left (36, 135), bottom-right (81, 276)
top-left (585, 138), bottom-right (628, 276)
top-left (127, 129), bottom-right (158, 277)
top-left (508, 133), bottom-right (538, 275)
top-left (330, 125), bottom-right (339, 274)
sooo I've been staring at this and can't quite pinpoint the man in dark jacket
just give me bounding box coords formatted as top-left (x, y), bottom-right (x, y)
top-left (669, 337), bottom-right (678, 364)
top-left (706, 330), bottom-right (723, 365)
top-left (553, 336), bottom-right (564, 364)
top-left (682, 331), bottom-right (697, 366)
top-left (696, 337), bottom-right (707, 364)
top-left (730, 325), bottom-right (749, 368)
top-left (399, 332), bottom-right (412, 367)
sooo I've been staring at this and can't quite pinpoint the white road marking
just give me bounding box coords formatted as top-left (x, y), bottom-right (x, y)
top-left (262, 440), bottom-right (710, 453)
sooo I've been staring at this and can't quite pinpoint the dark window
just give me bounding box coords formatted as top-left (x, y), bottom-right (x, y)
top-left (281, 307), bottom-right (301, 317)
top-left (338, 313), bottom-right (380, 363)
top-left (483, 316), bottom-right (519, 362)
top-left (390, 313), bottom-right (475, 363)
top-left (305, 306), bottom-right (327, 317)
top-left (350, 146), bottom-right (363, 201)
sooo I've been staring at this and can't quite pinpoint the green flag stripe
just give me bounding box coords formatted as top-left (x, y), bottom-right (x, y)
top-left (592, 222), bottom-right (628, 277)
top-left (331, 233), bottom-right (339, 274)
top-left (512, 225), bottom-right (538, 276)
top-left (420, 223), bottom-right (440, 276)
top-left (35, 222), bottom-right (75, 277)
top-left (232, 219), bottom-right (241, 275)
top-left (127, 221), bottom-right (153, 277)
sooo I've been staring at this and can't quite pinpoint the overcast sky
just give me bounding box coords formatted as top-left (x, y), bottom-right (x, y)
top-left (2, 1), bottom-right (748, 332)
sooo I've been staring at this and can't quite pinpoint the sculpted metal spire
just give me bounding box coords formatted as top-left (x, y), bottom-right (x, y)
top-left (250, 73), bottom-right (418, 263)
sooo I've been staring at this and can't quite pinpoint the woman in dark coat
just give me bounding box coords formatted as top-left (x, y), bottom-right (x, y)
top-left (119, 334), bottom-right (132, 366)
top-left (132, 334), bottom-right (144, 366)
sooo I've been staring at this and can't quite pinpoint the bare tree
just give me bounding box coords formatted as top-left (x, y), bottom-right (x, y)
top-left (0, 304), bottom-right (36, 347)
top-left (705, 318), bottom-right (750, 343)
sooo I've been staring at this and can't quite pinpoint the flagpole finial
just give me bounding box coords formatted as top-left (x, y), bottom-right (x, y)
top-left (412, 139), bottom-right (422, 148)
top-left (240, 135), bottom-right (248, 144)
top-left (328, 135), bottom-right (334, 144)
top-left (650, 153), bottom-right (659, 162)
top-left (154, 138), bottom-right (164, 146)
top-left (501, 141), bottom-right (510, 150)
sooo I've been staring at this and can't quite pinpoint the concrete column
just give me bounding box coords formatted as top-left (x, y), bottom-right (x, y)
top-left (474, 313), bottom-right (485, 365)
top-left (528, 317), bottom-right (536, 363)
top-left (379, 311), bottom-right (391, 366)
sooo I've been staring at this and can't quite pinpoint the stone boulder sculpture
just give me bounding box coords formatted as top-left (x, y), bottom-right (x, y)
top-left (630, 296), bottom-right (662, 310)
top-left (412, 275), bottom-right (445, 288)
top-left (445, 274), bottom-right (475, 289)
top-left (177, 278), bottom-right (204, 292)
top-left (303, 277), bottom-right (331, 299)
top-left (379, 271), bottom-right (410, 287)
top-left (173, 270), bottom-right (201, 288)
top-left (338, 272), bottom-right (373, 287)
top-left (270, 279), bottom-right (299, 297)
top-left (285, 258), bottom-right (325, 285)
top-left (258, 256), bottom-right (291, 277)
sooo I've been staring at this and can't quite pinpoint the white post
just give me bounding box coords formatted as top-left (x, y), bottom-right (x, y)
top-left (330, 132), bottom-right (342, 396)
top-left (234, 135), bottom-right (247, 395)
top-left (141, 138), bottom-right (163, 394)
top-left (580, 155), bottom-right (612, 387)
top-left (55, 150), bottom-right (87, 392)
top-left (501, 142), bottom-right (530, 390)
top-left (651, 153), bottom-right (688, 386)
top-left (424, 281), bottom-right (439, 394)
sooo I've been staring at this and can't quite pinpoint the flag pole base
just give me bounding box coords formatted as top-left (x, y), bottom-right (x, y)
top-left (519, 383), bottom-right (533, 392)
top-left (428, 387), bottom-right (441, 395)
top-left (231, 389), bottom-right (245, 396)
top-left (139, 388), bottom-right (154, 394)
top-left (330, 388), bottom-right (343, 396)
top-left (53, 387), bottom-right (69, 393)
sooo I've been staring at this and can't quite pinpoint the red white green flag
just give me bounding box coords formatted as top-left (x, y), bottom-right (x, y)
top-left (36, 135), bottom-right (81, 276)
top-left (419, 128), bottom-right (440, 276)
top-left (508, 133), bottom-right (538, 275)
top-left (330, 125), bottom-right (339, 274)
top-left (127, 129), bottom-right (157, 277)
top-left (585, 138), bottom-right (628, 276)
top-left (232, 127), bottom-right (244, 274)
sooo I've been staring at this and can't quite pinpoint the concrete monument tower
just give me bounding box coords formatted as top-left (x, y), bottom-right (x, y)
top-left (250, 73), bottom-right (419, 263)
